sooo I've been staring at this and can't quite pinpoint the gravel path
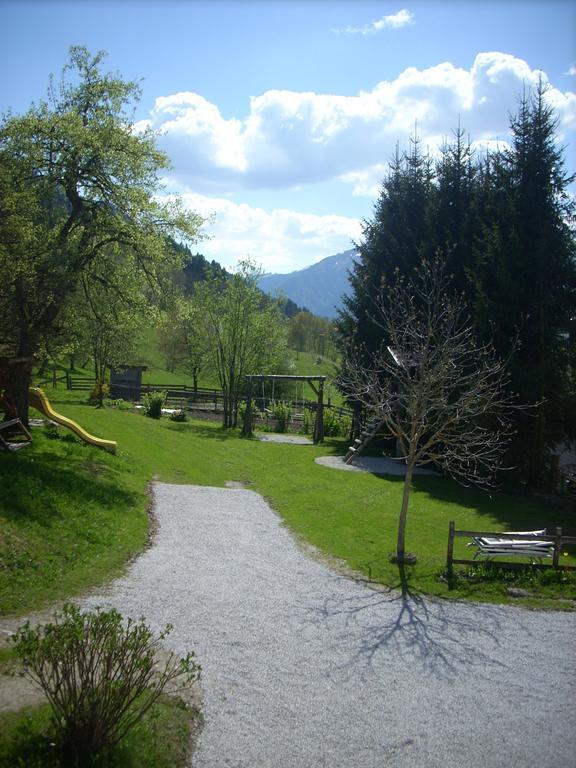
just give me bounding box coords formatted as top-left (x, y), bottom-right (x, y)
top-left (82, 483), bottom-right (576, 768)
top-left (315, 455), bottom-right (438, 475)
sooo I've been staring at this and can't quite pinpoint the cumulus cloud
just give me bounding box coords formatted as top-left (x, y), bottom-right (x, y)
top-left (169, 189), bottom-right (362, 273)
top-left (332, 8), bottom-right (415, 35)
top-left (145, 52), bottom-right (575, 198)
top-left (567, 64), bottom-right (576, 76)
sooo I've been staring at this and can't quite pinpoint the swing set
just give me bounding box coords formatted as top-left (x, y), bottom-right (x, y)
top-left (241, 374), bottom-right (326, 443)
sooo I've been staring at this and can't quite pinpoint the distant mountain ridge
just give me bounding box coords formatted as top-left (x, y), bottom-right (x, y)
top-left (258, 249), bottom-right (358, 318)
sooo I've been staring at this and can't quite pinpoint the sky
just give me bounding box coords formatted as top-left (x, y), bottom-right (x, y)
top-left (1, 0), bottom-right (575, 273)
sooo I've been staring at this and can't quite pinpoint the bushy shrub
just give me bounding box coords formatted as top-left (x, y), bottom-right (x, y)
top-left (301, 408), bottom-right (312, 435)
top-left (323, 409), bottom-right (352, 437)
top-left (88, 381), bottom-right (110, 407)
top-left (142, 390), bottom-right (166, 419)
top-left (11, 604), bottom-right (200, 766)
top-left (169, 409), bottom-right (188, 422)
top-left (271, 400), bottom-right (291, 433)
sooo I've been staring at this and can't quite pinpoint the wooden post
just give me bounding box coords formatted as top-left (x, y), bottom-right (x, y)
top-left (447, 521), bottom-right (455, 587)
top-left (553, 527), bottom-right (562, 569)
top-left (313, 378), bottom-right (324, 444)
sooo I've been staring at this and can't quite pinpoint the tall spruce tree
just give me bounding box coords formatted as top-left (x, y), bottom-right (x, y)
top-left (434, 124), bottom-right (480, 303)
top-left (475, 83), bottom-right (576, 483)
top-left (338, 87), bottom-right (575, 485)
top-left (338, 136), bottom-right (436, 360)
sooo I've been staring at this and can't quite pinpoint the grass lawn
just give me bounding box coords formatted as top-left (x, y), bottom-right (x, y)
top-left (1, 387), bottom-right (575, 617)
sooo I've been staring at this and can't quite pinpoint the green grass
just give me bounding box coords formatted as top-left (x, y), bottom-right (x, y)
top-left (1, 387), bottom-right (574, 616)
top-left (0, 396), bottom-right (148, 615)
top-left (0, 695), bottom-right (196, 768)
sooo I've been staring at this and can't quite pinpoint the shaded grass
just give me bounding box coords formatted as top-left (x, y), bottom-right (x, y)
top-left (0, 695), bottom-right (195, 768)
top-left (2, 389), bottom-right (575, 617)
top-left (0, 410), bottom-right (147, 615)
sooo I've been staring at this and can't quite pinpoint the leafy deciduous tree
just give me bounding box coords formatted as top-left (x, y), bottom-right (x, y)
top-left (194, 260), bottom-right (287, 428)
top-left (0, 46), bottom-right (203, 419)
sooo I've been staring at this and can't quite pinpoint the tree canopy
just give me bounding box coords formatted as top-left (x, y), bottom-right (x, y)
top-left (0, 46), bottom-right (203, 362)
top-left (193, 260), bottom-right (288, 428)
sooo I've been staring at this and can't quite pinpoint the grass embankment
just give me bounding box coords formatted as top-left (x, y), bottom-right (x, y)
top-left (0, 695), bottom-right (195, 768)
top-left (1, 387), bottom-right (575, 617)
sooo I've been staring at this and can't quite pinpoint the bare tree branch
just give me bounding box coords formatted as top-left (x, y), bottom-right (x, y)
top-left (339, 254), bottom-right (521, 579)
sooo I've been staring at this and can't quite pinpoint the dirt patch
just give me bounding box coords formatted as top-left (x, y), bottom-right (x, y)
top-left (0, 670), bottom-right (45, 713)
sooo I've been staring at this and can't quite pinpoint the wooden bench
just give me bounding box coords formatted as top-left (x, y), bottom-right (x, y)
top-left (469, 530), bottom-right (554, 559)
top-left (446, 521), bottom-right (576, 580)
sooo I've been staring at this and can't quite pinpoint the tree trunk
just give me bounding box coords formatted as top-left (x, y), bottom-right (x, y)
top-left (1, 356), bottom-right (35, 428)
top-left (222, 392), bottom-right (233, 428)
top-left (396, 461), bottom-right (414, 562)
top-left (395, 461), bottom-right (414, 596)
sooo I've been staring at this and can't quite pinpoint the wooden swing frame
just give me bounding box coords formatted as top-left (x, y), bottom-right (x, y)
top-left (242, 375), bottom-right (326, 443)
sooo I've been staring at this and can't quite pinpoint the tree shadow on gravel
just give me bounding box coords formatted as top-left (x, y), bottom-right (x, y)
top-left (307, 582), bottom-right (532, 682)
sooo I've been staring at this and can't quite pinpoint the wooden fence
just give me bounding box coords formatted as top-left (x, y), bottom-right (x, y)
top-left (35, 370), bottom-right (70, 389)
top-left (66, 374), bottom-right (95, 391)
top-left (446, 521), bottom-right (576, 583)
top-left (64, 376), bottom-right (354, 432)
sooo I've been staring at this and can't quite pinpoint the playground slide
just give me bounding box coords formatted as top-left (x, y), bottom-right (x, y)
top-left (28, 387), bottom-right (117, 454)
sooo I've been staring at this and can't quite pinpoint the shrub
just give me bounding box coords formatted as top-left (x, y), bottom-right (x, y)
top-left (323, 409), bottom-right (352, 437)
top-left (169, 409), bottom-right (188, 422)
top-left (142, 391), bottom-right (166, 419)
top-left (301, 408), bottom-right (312, 435)
top-left (271, 400), bottom-right (291, 433)
top-left (11, 604), bottom-right (200, 766)
top-left (102, 397), bottom-right (133, 411)
top-left (237, 399), bottom-right (251, 425)
top-left (88, 381), bottom-right (110, 407)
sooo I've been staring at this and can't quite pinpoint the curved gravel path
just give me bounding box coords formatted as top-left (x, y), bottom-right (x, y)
top-left (83, 483), bottom-right (576, 768)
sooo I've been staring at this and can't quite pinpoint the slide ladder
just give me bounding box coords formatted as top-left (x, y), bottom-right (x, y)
top-left (344, 416), bottom-right (383, 464)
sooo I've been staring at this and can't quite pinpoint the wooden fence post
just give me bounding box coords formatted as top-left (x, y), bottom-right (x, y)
top-left (447, 520), bottom-right (455, 587)
top-left (553, 527), bottom-right (562, 569)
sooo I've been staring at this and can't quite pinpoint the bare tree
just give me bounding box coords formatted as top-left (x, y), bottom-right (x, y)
top-left (339, 255), bottom-right (515, 574)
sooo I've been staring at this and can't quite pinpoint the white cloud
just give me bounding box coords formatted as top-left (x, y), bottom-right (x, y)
top-left (145, 52), bottom-right (575, 199)
top-left (332, 9), bottom-right (414, 35)
top-left (567, 65), bottom-right (576, 76)
top-left (169, 189), bottom-right (362, 273)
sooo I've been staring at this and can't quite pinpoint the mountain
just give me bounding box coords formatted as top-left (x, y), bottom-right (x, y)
top-left (258, 249), bottom-right (358, 318)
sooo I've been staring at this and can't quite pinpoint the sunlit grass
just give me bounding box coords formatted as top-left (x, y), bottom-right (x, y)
top-left (2, 388), bottom-right (574, 616)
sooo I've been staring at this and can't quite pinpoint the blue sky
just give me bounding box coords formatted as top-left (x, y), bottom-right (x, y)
top-left (1, 0), bottom-right (575, 272)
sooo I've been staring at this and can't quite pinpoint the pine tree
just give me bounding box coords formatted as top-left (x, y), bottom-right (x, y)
top-left (338, 136), bottom-right (437, 360)
top-left (475, 83), bottom-right (576, 483)
top-left (434, 123), bottom-right (480, 302)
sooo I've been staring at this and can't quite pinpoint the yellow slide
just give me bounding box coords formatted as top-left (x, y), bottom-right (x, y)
top-left (28, 387), bottom-right (117, 454)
